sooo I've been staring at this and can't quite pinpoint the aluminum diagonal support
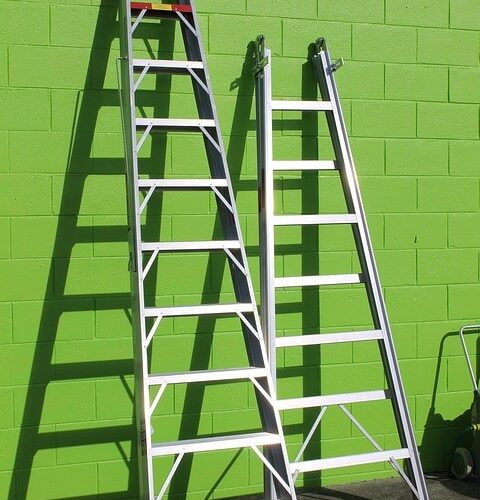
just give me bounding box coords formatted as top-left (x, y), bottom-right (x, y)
top-left (339, 404), bottom-right (383, 451)
top-left (211, 185), bottom-right (234, 214)
top-left (136, 123), bottom-right (153, 153)
top-left (339, 405), bottom-right (419, 499)
top-left (224, 248), bottom-right (247, 276)
top-left (145, 314), bottom-right (163, 348)
top-left (199, 126), bottom-right (222, 154)
top-left (156, 453), bottom-right (185, 500)
top-left (142, 248), bottom-right (160, 280)
top-left (251, 446), bottom-right (291, 495)
top-left (292, 406), bottom-right (327, 482)
top-left (130, 8), bottom-right (146, 34)
top-left (393, 463), bottom-right (420, 499)
top-left (139, 185), bottom-right (155, 215)
top-left (150, 383), bottom-right (168, 416)
top-left (134, 64), bottom-right (150, 92)
top-left (249, 376), bottom-right (274, 406)
top-left (237, 311), bottom-right (260, 339)
top-left (176, 11), bottom-right (198, 37)
top-left (187, 67), bottom-right (209, 94)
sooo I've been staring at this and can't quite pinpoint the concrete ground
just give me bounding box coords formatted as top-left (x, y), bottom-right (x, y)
top-left (234, 474), bottom-right (480, 499)
top-left (295, 474), bottom-right (480, 499)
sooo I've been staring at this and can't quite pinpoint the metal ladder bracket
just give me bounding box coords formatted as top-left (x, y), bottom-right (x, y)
top-left (330, 57), bottom-right (345, 72)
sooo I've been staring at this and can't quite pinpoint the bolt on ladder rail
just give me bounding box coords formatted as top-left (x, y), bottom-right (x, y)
top-left (253, 35), bottom-right (429, 500)
top-left (118, 2), bottom-right (297, 499)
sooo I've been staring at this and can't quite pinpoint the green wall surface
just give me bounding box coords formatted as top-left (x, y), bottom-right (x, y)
top-left (1, 0), bottom-right (480, 498)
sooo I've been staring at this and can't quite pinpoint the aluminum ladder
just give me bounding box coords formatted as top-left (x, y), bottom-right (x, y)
top-left (118, 3), bottom-right (296, 499)
top-left (254, 36), bottom-right (429, 499)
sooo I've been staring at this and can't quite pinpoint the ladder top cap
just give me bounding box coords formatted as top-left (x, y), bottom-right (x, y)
top-left (131, 2), bottom-right (192, 12)
top-left (314, 37), bottom-right (328, 54)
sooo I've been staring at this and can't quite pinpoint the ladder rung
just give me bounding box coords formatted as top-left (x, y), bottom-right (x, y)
top-left (131, 3), bottom-right (192, 13)
top-left (277, 390), bottom-right (390, 411)
top-left (136, 118), bottom-right (215, 131)
top-left (274, 273), bottom-right (364, 288)
top-left (291, 448), bottom-right (411, 473)
top-left (151, 432), bottom-right (282, 456)
top-left (141, 241), bottom-right (240, 252)
top-left (144, 303), bottom-right (255, 318)
top-left (271, 100), bottom-right (333, 111)
top-left (272, 160), bottom-right (338, 171)
top-left (275, 330), bottom-right (383, 348)
top-left (133, 59), bottom-right (203, 74)
top-left (273, 214), bottom-right (357, 226)
top-left (148, 367), bottom-right (267, 385)
top-left (138, 179), bottom-right (228, 189)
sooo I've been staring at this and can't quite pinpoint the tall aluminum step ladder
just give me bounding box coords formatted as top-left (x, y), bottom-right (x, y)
top-left (118, 3), bottom-right (297, 499)
top-left (254, 36), bottom-right (429, 500)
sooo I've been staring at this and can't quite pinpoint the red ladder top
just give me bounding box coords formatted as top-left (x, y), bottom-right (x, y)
top-left (131, 2), bottom-right (192, 12)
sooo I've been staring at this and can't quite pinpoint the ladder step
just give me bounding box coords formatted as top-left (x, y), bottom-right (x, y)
top-left (131, 3), bottom-right (192, 13)
top-left (144, 303), bottom-right (255, 318)
top-left (133, 59), bottom-right (203, 75)
top-left (272, 160), bottom-right (338, 171)
top-left (277, 390), bottom-right (390, 411)
top-left (148, 367), bottom-right (267, 385)
top-left (275, 330), bottom-right (384, 348)
top-left (291, 448), bottom-right (411, 473)
top-left (271, 100), bottom-right (333, 111)
top-left (273, 214), bottom-right (357, 226)
top-left (136, 118), bottom-right (215, 131)
top-left (274, 273), bottom-right (364, 288)
top-left (141, 241), bottom-right (240, 252)
top-left (152, 432), bottom-right (282, 456)
top-left (138, 179), bottom-right (228, 189)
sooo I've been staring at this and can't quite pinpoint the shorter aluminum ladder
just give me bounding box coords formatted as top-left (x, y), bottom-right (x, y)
top-left (254, 35), bottom-right (429, 500)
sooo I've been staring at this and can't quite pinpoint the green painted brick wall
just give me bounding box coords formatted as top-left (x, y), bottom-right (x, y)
top-left (1, 0), bottom-right (479, 498)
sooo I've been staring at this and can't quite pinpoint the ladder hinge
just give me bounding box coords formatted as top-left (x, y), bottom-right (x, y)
top-left (253, 34), bottom-right (268, 76)
top-left (253, 55), bottom-right (268, 76)
top-left (140, 427), bottom-right (147, 455)
top-left (330, 57), bottom-right (345, 72)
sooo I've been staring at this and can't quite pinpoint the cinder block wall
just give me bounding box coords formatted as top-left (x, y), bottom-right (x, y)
top-left (1, 0), bottom-right (480, 498)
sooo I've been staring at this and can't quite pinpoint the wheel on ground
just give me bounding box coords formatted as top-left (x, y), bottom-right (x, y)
top-left (451, 447), bottom-right (473, 479)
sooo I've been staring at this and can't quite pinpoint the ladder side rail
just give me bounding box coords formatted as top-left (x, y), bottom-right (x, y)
top-left (178, 7), bottom-right (296, 499)
top-left (120, 1), bottom-right (155, 498)
top-left (258, 48), bottom-right (276, 385)
top-left (179, 2), bottom-right (285, 400)
top-left (314, 48), bottom-right (421, 495)
top-left (254, 46), bottom-right (279, 500)
top-left (178, 4), bottom-right (269, 368)
top-left (312, 48), bottom-right (428, 500)
top-left (178, 3), bottom-right (260, 309)
top-left (179, 1), bottom-right (258, 306)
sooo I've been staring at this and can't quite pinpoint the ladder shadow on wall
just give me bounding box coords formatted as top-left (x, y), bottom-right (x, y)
top-left (8, 11), bottom-right (275, 500)
top-left (8, 3), bottom-right (174, 498)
